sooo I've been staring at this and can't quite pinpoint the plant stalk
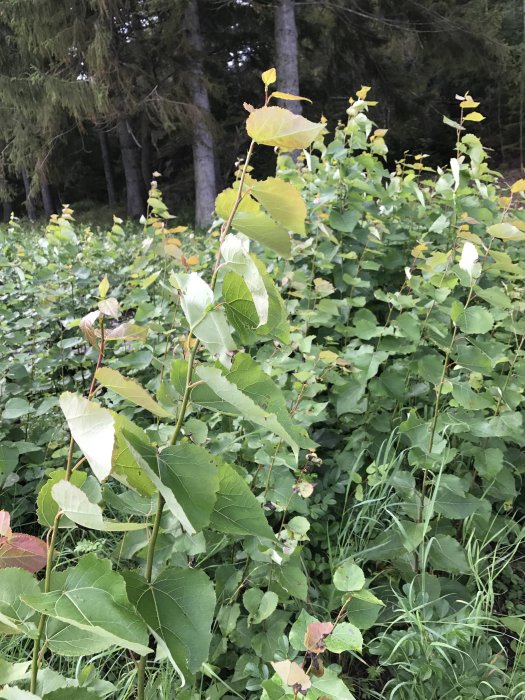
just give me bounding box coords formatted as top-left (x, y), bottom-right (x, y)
top-left (30, 319), bottom-right (106, 693)
top-left (136, 138), bottom-right (257, 700)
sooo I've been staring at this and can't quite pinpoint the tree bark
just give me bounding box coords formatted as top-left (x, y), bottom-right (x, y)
top-left (275, 0), bottom-right (302, 115)
top-left (22, 169), bottom-right (37, 221)
top-left (2, 201), bottom-right (12, 222)
top-left (184, 0), bottom-right (217, 229)
top-left (117, 119), bottom-right (147, 219)
top-left (140, 113), bottom-right (153, 190)
top-left (97, 126), bottom-right (117, 208)
top-left (40, 179), bottom-right (55, 219)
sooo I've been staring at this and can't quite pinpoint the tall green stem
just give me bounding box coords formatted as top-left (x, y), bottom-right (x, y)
top-left (136, 139), bottom-right (257, 700)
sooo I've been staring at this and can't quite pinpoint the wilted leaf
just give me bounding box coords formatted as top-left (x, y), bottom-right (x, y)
top-left (271, 660), bottom-right (311, 692)
top-left (305, 621), bottom-right (334, 653)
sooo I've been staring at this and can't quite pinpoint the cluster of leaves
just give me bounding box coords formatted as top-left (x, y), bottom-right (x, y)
top-left (1, 76), bottom-right (525, 700)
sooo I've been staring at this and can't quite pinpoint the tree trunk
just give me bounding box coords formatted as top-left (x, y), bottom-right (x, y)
top-left (140, 113), bottom-right (153, 190)
top-left (97, 126), bottom-right (117, 208)
top-left (2, 201), bottom-right (12, 222)
top-left (117, 119), bottom-right (147, 219)
top-left (275, 0), bottom-right (302, 115)
top-left (184, 0), bottom-right (217, 229)
top-left (40, 179), bottom-right (55, 219)
top-left (22, 169), bottom-right (37, 221)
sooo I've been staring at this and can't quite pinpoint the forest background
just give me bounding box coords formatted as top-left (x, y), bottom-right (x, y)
top-left (0, 0), bottom-right (523, 227)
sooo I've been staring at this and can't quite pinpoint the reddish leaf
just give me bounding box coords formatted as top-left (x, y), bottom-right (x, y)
top-left (305, 621), bottom-right (334, 653)
top-left (0, 510), bottom-right (11, 537)
top-left (0, 532), bottom-right (47, 573)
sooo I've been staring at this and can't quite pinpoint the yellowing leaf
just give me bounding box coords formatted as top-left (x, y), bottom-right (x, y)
top-left (463, 112), bottom-right (485, 122)
top-left (185, 255), bottom-right (199, 266)
top-left (271, 91), bottom-right (312, 103)
top-left (96, 367), bottom-right (173, 418)
top-left (98, 274), bottom-right (110, 299)
top-left (511, 179), bottom-right (525, 194)
top-left (246, 106), bottom-right (324, 150)
top-left (251, 177), bottom-right (307, 234)
top-left (271, 660), bottom-right (311, 692)
top-left (261, 67), bottom-right (277, 87)
top-left (460, 99), bottom-right (480, 109)
top-left (356, 85), bottom-right (371, 100)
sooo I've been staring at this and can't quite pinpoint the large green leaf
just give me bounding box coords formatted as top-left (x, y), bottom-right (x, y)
top-left (112, 414), bottom-right (156, 496)
top-left (251, 177), bottom-right (307, 234)
top-left (59, 393), bottom-right (114, 482)
top-left (226, 353), bottom-right (315, 450)
top-left (210, 461), bottom-right (275, 539)
top-left (22, 554), bottom-right (151, 655)
top-left (123, 436), bottom-right (219, 534)
top-left (95, 367), bottom-right (173, 418)
top-left (215, 188), bottom-right (291, 256)
top-left (246, 106), bottom-right (324, 150)
top-left (156, 445), bottom-right (219, 533)
top-left (0, 568), bottom-right (39, 635)
top-left (125, 566), bottom-right (215, 682)
top-left (196, 365), bottom-right (300, 458)
top-left (222, 272), bottom-right (260, 339)
top-left (221, 234), bottom-right (269, 325)
top-left (50, 481), bottom-right (147, 532)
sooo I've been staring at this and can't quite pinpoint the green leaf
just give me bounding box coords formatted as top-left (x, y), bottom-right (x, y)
top-left (215, 188), bottom-right (291, 256)
top-left (333, 561), bottom-right (365, 592)
top-left (156, 445), bottom-right (219, 533)
top-left (310, 668), bottom-right (356, 700)
top-left (95, 367), bottom-right (172, 418)
top-left (50, 480), bottom-right (147, 532)
top-left (221, 234), bottom-right (269, 325)
top-left (2, 398), bottom-right (34, 420)
top-left (428, 535), bottom-right (469, 574)
top-left (37, 469), bottom-right (88, 528)
top-left (250, 177), bottom-right (307, 234)
top-left (210, 461), bottom-right (275, 540)
top-left (173, 272), bottom-right (236, 364)
top-left (289, 608), bottom-right (317, 651)
top-left (222, 272), bottom-right (260, 338)
top-left (244, 589), bottom-right (278, 624)
top-left (0, 568), bottom-right (39, 635)
top-left (226, 353), bottom-right (315, 450)
top-left (59, 393), bottom-right (114, 482)
top-left (325, 622), bottom-right (363, 653)
top-left (0, 446), bottom-right (18, 488)
top-left (0, 688), bottom-right (40, 700)
top-left (125, 566), bottom-right (215, 682)
top-left (487, 222), bottom-right (525, 241)
top-left (196, 365), bottom-right (300, 458)
top-left (112, 414), bottom-right (156, 496)
top-left (123, 437), bottom-right (219, 535)
top-left (22, 554), bottom-right (151, 655)
top-left (246, 106), bottom-right (324, 150)
top-left (0, 660), bottom-right (30, 686)
top-left (454, 306), bottom-right (494, 334)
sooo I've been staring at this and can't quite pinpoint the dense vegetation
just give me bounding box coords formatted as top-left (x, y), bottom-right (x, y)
top-left (1, 75), bottom-right (525, 700)
top-left (0, 0), bottom-right (523, 225)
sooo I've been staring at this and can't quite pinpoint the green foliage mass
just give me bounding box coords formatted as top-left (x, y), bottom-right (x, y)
top-left (1, 82), bottom-right (525, 700)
